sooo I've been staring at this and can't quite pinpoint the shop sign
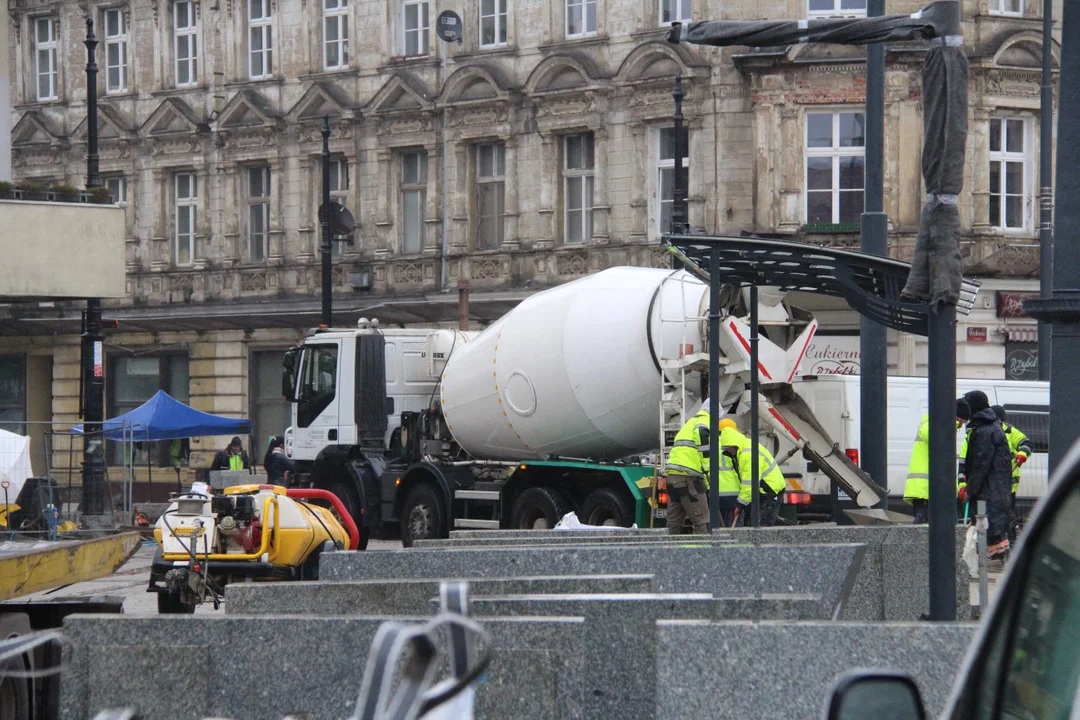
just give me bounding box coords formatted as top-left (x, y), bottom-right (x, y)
top-left (966, 327), bottom-right (988, 342)
top-left (801, 335), bottom-right (860, 375)
top-left (996, 292), bottom-right (1038, 319)
top-left (1005, 343), bottom-right (1039, 381)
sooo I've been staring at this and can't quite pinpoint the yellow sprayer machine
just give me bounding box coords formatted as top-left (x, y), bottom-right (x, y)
top-left (148, 484), bottom-right (357, 614)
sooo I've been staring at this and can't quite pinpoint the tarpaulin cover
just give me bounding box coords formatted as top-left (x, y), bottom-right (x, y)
top-left (901, 41), bottom-right (968, 307)
top-left (669, 0), bottom-right (967, 308)
top-left (71, 390), bottom-right (252, 441)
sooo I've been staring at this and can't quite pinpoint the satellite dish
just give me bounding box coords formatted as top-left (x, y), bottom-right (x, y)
top-left (319, 202), bottom-right (356, 237)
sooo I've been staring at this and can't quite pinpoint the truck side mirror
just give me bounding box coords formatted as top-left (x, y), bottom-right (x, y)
top-left (825, 671), bottom-right (925, 720)
top-left (282, 348), bottom-right (300, 400)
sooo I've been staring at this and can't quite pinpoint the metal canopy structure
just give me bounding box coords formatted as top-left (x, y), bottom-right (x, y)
top-left (665, 234), bottom-right (980, 336)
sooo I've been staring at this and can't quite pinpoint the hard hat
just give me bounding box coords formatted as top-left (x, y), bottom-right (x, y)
top-left (718, 418), bottom-right (738, 431)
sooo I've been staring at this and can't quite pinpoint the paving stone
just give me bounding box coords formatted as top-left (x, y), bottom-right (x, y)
top-left (225, 574), bottom-right (655, 616)
top-left (654, 620), bottom-right (977, 719)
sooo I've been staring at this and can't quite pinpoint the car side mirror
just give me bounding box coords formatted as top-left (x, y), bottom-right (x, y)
top-left (826, 671), bottom-right (926, 720)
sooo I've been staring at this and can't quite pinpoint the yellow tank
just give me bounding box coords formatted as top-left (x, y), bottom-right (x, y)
top-left (157, 485), bottom-right (351, 566)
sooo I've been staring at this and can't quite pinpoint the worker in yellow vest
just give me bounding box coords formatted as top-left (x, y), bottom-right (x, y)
top-left (719, 425), bottom-right (787, 526)
top-left (210, 436), bottom-right (251, 472)
top-left (664, 408), bottom-right (712, 534)
top-left (906, 399), bottom-right (971, 524)
top-left (715, 418), bottom-right (743, 526)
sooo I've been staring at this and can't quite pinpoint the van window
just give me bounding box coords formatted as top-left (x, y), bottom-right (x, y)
top-left (1005, 404), bottom-right (1049, 453)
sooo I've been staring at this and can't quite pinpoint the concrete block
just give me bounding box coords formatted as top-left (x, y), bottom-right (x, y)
top-left (448, 528), bottom-right (666, 540)
top-left (321, 543), bottom-right (866, 619)
top-left (225, 574), bottom-right (656, 616)
top-left (654, 621), bottom-right (977, 719)
top-left (469, 593), bottom-right (825, 622)
top-left (470, 593), bottom-right (824, 719)
top-left (61, 615), bottom-right (586, 720)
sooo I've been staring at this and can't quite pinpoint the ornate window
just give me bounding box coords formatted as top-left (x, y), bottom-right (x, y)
top-left (656, 126), bottom-right (689, 236)
top-left (247, 167), bottom-right (271, 262)
top-left (175, 172), bottom-right (197, 266)
top-left (563, 133), bottom-right (594, 244)
top-left (323, 0), bottom-right (349, 69)
top-left (480, 0), bottom-right (507, 47)
top-left (566, 0), bottom-right (596, 38)
top-left (401, 152), bottom-right (428, 254)
top-left (476, 143), bottom-right (505, 250)
top-left (402, 0), bottom-right (430, 57)
top-left (174, 1), bottom-right (198, 87)
top-left (805, 111), bottom-right (865, 226)
top-left (248, 0), bottom-right (273, 79)
top-left (989, 117), bottom-right (1031, 231)
top-left (104, 9), bottom-right (129, 94)
top-left (34, 17), bottom-right (59, 101)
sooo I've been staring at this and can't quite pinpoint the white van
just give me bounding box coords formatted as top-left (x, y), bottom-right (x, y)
top-left (781, 375), bottom-right (1049, 516)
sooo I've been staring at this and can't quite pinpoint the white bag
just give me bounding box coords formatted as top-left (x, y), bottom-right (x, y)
top-left (554, 511), bottom-right (637, 531)
top-left (962, 525), bottom-right (979, 578)
top-left (419, 684), bottom-right (475, 720)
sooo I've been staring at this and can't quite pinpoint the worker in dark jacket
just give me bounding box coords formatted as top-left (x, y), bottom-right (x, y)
top-left (210, 436), bottom-right (251, 472)
top-left (263, 436), bottom-right (296, 484)
top-left (960, 390), bottom-right (1014, 567)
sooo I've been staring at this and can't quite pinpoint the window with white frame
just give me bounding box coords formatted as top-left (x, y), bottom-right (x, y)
top-left (989, 117), bottom-right (1030, 231)
top-left (329, 158), bottom-right (349, 257)
top-left (174, 0), bottom-right (198, 87)
top-left (563, 133), bottom-right (594, 244)
top-left (805, 111), bottom-right (865, 226)
top-left (175, 173), bottom-right (197, 266)
top-left (105, 176), bottom-right (128, 205)
top-left (104, 9), bottom-right (129, 93)
top-left (248, 167), bottom-right (271, 262)
top-left (566, 0), bottom-right (596, 37)
top-left (988, 0), bottom-right (1022, 15)
top-left (659, 0), bottom-right (691, 25)
top-left (476, 143), bottom-right (505, 250)
top-left (34, 17), bottom-right (59, 101)
top-left (656, 126), bottom-right (689, 235)
top-left (807, 0), bottom-right (866, 16)
top-left (480, 0), bottom-right (507, 47)
top-left (402, 0), bottom-right (429, 57)
top-left (248, 0), bottom-right (273, 79)
top-left (401, 152), bottom-right (427, 254)
top-left (323, 0), bottom-right (349, 69)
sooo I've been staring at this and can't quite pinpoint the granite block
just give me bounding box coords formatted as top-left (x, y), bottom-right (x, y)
top-left (707, 525), bottom-right (970, 621)
top-left (469, 593), bottom-right (825, 720)
top-left (225, 574), bottom-right (655, 616)
top-left (416, 534), bottom-right (736, 548)
top-left (654, 621), bottom-right (977, 719)
top-left (449, 528), bottom-right (667, 540)
top-left (61, 615), bottom-right (586, 720)
top-left (321, 544), bottom-right (866, 620)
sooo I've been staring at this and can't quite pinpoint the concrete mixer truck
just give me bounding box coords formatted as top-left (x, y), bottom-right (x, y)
top-left (281, 266), bottom-right (884, 546)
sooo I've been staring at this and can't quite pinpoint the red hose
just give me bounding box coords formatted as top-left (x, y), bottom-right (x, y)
top-left (285, 488), bottom-right (361, 551)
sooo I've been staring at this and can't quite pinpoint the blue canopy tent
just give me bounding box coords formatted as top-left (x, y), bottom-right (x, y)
top-left (73, 390), bottom-right (252, 440)
top-left (73, 391), bottom-right (252, 504)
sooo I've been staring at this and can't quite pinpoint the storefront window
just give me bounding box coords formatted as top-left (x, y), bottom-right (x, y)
top-left (0, 355), bottom-right (26, 435)
top-left (108, 354), bottom-right (190, 465)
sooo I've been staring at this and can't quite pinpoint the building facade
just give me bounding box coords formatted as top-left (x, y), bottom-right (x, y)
top-left (2, 0), bottom-right (1061, 486)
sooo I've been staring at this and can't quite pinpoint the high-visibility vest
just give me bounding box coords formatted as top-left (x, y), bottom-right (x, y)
top-left (667, 410), bottom-right (711, 489)
top-left (1003, 423), bottom-right (1032, 493)
top-left (228, 453), bottom-right (244, 471)
top-left (721, 427), bottom-right (785, 504)
top-left (904, 414), bottom-right (930, 502)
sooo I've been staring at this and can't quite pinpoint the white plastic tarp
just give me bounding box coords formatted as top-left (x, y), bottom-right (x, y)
top-left (0, 429), bottom-right (33, 504)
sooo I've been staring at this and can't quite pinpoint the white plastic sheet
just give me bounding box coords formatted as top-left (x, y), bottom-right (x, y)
top-left (0, 429), bottom-right (33, 504)
top-left (554, 511), bottom-right (638, 531)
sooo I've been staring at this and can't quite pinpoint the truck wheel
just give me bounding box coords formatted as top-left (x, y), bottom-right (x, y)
top-left (510, 487), bottom-right (572, 530)
top-left (157, 592), bottom-right (196, 615)
top-left (400, 483), bottom-right (446, 548)
top-left (0, 659), bottom-right (30, 720)
top-left (580, 488), bottom-right (635, 527)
